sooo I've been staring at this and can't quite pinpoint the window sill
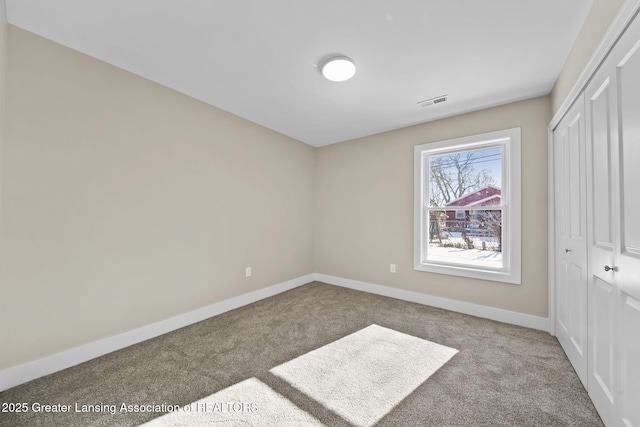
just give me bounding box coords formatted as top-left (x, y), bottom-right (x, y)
top-left (414, 262), bottom-right (521, 285)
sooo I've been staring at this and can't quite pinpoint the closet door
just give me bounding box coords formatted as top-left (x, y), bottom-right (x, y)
top-left (585, 13), bottom-right (640, 426)
top-left (613, 17), bottom-right (640, 427)
top-left (553, 94), bottom-right (588, 388)
top-left (585, 55), bottom-right (618, 427)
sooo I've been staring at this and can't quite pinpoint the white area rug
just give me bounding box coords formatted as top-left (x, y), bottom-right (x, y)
top-left (271, 324), bottom-right (458, 427)
top-left (143, 324), bottom-right (457, 426)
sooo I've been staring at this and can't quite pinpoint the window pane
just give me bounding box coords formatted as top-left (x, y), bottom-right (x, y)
top-left (426, 208), bottom-right (503, 269)
top-left (428, 146), bottom-right (502, 207)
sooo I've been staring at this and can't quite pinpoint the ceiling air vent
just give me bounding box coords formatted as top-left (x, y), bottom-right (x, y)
top-left (417, 95), bottom-right (448, 108)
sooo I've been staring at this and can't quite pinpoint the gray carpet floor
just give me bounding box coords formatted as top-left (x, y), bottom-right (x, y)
top-left (0, 282), bottom-right (602, 426)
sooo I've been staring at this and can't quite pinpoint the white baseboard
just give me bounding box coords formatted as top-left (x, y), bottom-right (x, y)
top-left (0, 274), bottom-right (315, 392)
top-left (315, 274), bottom-right (550, 332)
top-left (1, 272), bottom-right (550, 392)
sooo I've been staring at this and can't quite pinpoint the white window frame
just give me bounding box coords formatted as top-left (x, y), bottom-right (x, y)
top-left (413, 128), bottom-right (522, 284)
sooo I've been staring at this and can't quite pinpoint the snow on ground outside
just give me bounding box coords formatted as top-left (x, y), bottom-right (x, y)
top-left (428, 245), bottom-right (503, 268)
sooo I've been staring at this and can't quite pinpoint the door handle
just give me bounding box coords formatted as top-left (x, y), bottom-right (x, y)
top-left (565, 248), bottom-right (571, 253)
top-left (604, 265), bottom-right (617, 272)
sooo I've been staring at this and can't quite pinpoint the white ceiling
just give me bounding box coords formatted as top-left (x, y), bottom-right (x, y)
top-left (5, 0), bottom-right (594, 147)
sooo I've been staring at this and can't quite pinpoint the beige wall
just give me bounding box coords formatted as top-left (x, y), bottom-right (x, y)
top-left (551, 0), bottom-right (625, 113)
top-left (0, 0), bottom-right (7, 227)
top-left (0, 27), bottom-right (315, 370)
top-left (4, 0), bottom-right (605, 369)
top-left (315, 96), bottom-right (551, 317)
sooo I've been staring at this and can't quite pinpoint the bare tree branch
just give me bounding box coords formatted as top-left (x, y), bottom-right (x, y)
top-left (429, 151), bottom-right (496, 206)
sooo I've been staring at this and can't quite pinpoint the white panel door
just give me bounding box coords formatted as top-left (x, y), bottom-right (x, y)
top-left (613, 18), bottom-right (640, 427)
top-left (585, 12), bottom-right (640, 426)
top-left (553, 94), bottom-right (588, 388)
top-left (585, 51), bottom-right (619, 427)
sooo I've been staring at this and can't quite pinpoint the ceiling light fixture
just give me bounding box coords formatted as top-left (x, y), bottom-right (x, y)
top-left (321, 56), bottom-right (356, 82)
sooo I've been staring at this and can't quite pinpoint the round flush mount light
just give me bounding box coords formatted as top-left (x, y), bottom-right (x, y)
top-left (321, 56), bottom-right (356, 82)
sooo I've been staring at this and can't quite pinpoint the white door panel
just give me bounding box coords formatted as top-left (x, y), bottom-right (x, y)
top-left (588, 78), bottom-right (614, 250)
top-left (553, 95), bottom-right (588, 387)
top-left (569, 121), bottom-right (584, 240)
top-left (556, 257), bottom-right (569, 334)
top-left (619, 294), bottom-right (640, 427)
top-left (569, 262), bottom-right (587, 356)
top-left (592, 276), bottom-right (616, 406)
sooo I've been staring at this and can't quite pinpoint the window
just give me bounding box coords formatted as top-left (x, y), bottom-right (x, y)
top-left (413, 128), bottom-right (521, 284)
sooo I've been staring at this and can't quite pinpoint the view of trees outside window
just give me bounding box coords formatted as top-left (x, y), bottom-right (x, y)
top-left (426, 146), bottom-right (504, 269)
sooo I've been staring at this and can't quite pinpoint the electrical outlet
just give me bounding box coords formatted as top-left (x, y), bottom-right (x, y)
top-left (390, 264), bottom-right (396, 273)
top-left (245, 267), bottom-right (252, 277)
